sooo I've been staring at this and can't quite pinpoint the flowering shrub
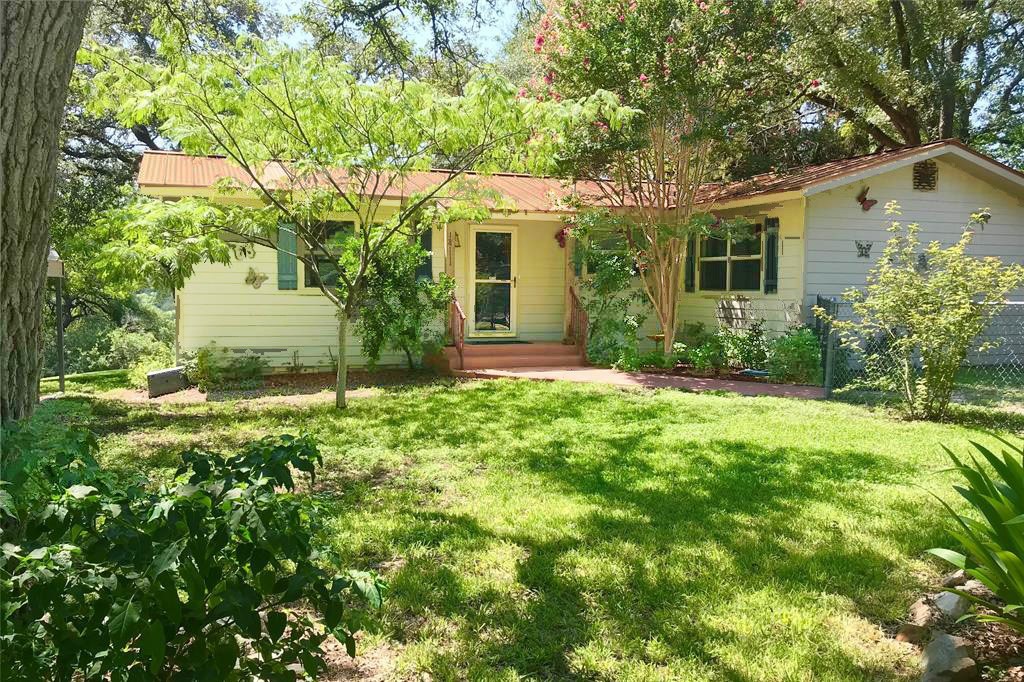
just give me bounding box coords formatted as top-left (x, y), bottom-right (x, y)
top-left (817, 205), bottom-right (1024, 419)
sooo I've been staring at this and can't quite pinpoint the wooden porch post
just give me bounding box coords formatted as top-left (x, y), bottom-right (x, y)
top-left (563, 235), bottom-right (575, 341)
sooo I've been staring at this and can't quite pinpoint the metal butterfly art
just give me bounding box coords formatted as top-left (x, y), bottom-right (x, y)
top-left (855, 240), bottom-right (873, 258)
top-left (856, 187), bottom-right (877, 212)
top-left (246, 267), bottom-right (269, 289)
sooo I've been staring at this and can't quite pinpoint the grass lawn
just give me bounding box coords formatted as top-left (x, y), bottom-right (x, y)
top-left (39, 368), bottom-right (130, 395)
top-left (29, 378), bottom-right (1022, 681)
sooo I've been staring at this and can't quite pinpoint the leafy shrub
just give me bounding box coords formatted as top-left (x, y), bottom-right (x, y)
top-left (721, 319), bottom-right (770, 369)
top-left (570, 221), bottom-right (649, 367)
top-left (767, 328), bottom-right (821, 383)
top-left (184, 343), bottom-right (268, 391)
top-left (1, 425), bottom-right (384, 680)
top-left (689, 335), bottom-right (728, 374)
top-left (930, 439), bottom-right (1024, 634)
top-left (357, 236), bottom-right (455, 370)
top-left (127, 347), bottom-right (176, 390)
top-left (816, 205), bottom-right (1024, 419)
top-left (104, 328), bottom-right (169, 369)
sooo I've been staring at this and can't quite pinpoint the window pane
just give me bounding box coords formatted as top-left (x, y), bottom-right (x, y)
top-left (732, 233), bottom-right (762, 257)
top-left (475, 232), bottom-right (512, 280)
top-left (305, 258), bottom-right (339, 288)
top-left (474, 282), bottom-right (511, 331)
top-left (702, 237), bottom-right (727, 258)
top-left (700, 260), bottom-right (727, 291)
top-left (322, 221), bottom-right (354, 247)
top-left (730, 259), bottom-right (761, 291)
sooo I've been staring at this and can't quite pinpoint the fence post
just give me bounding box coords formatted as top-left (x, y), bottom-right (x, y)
top-left (823, 324), bottom-right (836, 399)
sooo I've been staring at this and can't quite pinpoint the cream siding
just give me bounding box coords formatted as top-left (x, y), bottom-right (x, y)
top-left (178, 245), bottom-right (407, 370)
top-left (804, 158), bottom-right (1024, 315)
top-left (675, 197), bottom-right (806, 335)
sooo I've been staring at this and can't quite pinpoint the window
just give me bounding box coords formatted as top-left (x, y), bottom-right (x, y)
top-left (303, 221), bottom-right (354, 289)
top-left (698, 227), bottom-right (762, 292)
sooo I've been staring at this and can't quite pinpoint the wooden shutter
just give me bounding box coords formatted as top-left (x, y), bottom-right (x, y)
top-left (415, 228), bottom-right (433, 281)
top-left (277, 223), bottom-right (298, 290)
top-left (684, 236), bottom-right (696, 293)
top-left (763, 217), bottom-right (779, 294)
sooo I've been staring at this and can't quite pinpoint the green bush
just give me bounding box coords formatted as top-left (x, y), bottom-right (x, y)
top-left (767, 328), bottom-right (821, 384)
top-left (930, 439), bottom-right (1024, 634)
top-left (817, 207), bottom-right (1024, 419)
top-left (104, 328), bottom-right (169, 369)
top-left (183, 343), bottom-right (268, 391)
top-left (721, 319), bottom-right (770, 370)
top-left (689, 335), bottom-right (728, 374)
top-left (1, 426), bottom-right (384, 680)
top-left (127, 348), bottom-right (176, 390)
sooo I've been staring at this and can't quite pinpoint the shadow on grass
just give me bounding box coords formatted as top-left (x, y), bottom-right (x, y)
top-left (33, 379), bottom-right (946, 678)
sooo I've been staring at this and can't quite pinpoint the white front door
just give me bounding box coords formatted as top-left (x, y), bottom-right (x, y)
top-left (469, 226), bottom-right (516, 337)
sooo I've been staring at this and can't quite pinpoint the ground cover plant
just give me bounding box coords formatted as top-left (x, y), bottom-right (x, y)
top-left (24, 377), bottom-right (1020, 680)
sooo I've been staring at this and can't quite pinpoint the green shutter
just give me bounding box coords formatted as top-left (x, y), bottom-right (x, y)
top-left (415, 228), bottom-right (433, 281)
top-left (277, 223), bottom-right (298, 290)
top-left (684, 236), bottom-right (696, 293)
top-left (764, 217), bottom-right (779, 294)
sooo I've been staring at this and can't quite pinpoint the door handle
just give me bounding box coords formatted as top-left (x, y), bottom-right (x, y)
top-left (513, 277), bottom-right (517, 288)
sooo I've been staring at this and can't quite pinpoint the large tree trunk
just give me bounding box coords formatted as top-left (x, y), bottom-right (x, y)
top-left (1, 1), bottom-right (90, 424)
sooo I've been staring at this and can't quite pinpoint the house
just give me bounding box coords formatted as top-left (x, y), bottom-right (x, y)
top-left (136, 139), bottom-right (1024, 372)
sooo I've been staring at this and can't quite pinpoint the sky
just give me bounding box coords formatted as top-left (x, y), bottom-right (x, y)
top-left (269, 0), bottom-right (524, 61)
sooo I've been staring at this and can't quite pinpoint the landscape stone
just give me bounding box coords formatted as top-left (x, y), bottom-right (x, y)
top-left (933, 592), bottom-right (970, 620)
top-left (942, 570), bottom-right (968, 588)
top-left (922, 632), bottom-right (978, 682)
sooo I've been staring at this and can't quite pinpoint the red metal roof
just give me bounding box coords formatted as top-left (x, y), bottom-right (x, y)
top-left (137, 140), bottom-right (1022, 210)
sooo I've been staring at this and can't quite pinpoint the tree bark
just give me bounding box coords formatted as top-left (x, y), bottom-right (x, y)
top-left (335, 312), bottom-right (349, 409)
top-left (1, 1), bottom-right (90, 424)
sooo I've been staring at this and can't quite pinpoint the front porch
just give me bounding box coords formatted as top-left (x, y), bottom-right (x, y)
top-left (437, 216), bottom-right (588, 371)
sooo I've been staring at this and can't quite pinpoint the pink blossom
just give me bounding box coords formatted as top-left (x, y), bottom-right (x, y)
top-left (721, 6), bottom-right (730, 13)
top-left (579, 21), bottom-right (591, 29)
top-left (583, 56), bottom-right (591, 69)
top-left (699, 1), bottom-right (709, 11)
top-left (534, 34), bottom-right (545, 52)
top-left (544, 70), bottom-right (555, 85)
top-left (618, 13), bottom-right (626, 22)
top-left (666, 35), bottom-right (675, 43)
top-left (517, 87), bottom-right (528, 98)
top-left (638, 73), bottom-right (650, 86)
top-left (810, 79), bottom-right (821, 88)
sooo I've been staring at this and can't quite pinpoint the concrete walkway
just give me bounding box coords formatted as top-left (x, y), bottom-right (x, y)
top-left (454, 366), bottom-right (826, 400)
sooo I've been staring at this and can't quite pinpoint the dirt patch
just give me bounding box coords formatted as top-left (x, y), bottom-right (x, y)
top-left (322, 639), bottom-right (398, 682)
top-left (95, 369), bottom-right (445, 406)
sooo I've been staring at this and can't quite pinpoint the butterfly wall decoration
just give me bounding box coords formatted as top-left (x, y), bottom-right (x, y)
top-left (856, 187), bottom-right (877, 212)
top-left (246, 267), bottom-right (269, 289)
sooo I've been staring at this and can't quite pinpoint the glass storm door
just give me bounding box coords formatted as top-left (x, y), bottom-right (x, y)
top-left (471, 227), bottom-right (516, 336)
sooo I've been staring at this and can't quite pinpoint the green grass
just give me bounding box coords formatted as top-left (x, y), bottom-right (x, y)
top-left (28, 379), bottom-right (1022, 680)
top-left (39, 368), bottom-right (131, 395)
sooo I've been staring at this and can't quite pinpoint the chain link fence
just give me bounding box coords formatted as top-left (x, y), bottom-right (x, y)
top-left (814, 295), bottom-right (1024, 412)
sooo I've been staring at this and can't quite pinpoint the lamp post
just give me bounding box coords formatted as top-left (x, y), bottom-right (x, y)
top-left (47, 248), bottom-right (65, 393)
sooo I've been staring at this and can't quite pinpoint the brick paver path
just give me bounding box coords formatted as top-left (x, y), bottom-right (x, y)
top-left (454, 366), bottom-right (826, 400)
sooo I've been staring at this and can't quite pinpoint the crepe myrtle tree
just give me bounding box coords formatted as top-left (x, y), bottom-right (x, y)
top-left (87, 39), bottom-right (627, 407)
top-left (528, 0), bottom-right (781, 354)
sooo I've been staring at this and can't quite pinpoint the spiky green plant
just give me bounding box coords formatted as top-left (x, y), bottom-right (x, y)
top-left (929, 438), bottom-right (1024, 633)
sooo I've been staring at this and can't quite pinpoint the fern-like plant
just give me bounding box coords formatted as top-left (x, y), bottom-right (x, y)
top-left (929, 438), bottom-right (1024, 633)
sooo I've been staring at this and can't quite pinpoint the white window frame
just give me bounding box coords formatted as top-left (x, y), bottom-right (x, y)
top-left (697, 229), bottom-right (764, 294)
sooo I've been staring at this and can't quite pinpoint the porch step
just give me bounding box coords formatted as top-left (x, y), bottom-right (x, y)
top-left (443, 342), bottom-right (585, 371)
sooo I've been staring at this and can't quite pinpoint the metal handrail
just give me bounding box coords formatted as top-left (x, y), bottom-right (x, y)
top-left (568, 286), bottom-right (588, 361)
top-left (450, 296), bottom-right (466, 369)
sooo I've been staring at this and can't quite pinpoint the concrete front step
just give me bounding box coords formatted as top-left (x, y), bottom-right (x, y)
top-left (460, 353), bottom-right (585, 370)
top-left (443, 341), bottom-right (585, 370)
